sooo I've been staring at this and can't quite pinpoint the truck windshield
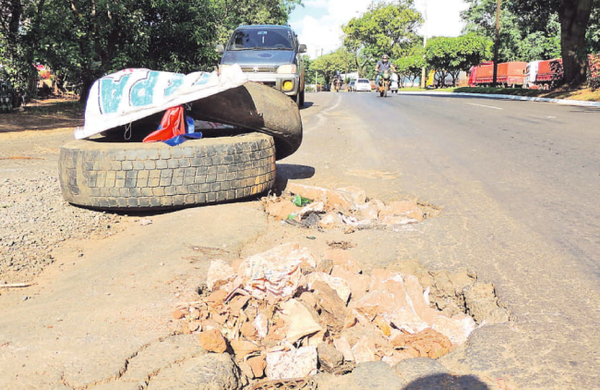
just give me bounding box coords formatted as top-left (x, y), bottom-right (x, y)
top-left (227, 29), bottom-right (294, 51)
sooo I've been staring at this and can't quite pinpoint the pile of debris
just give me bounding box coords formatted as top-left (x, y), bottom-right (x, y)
top-left (173, 243), bottom-right (480, 382)
top-left (262, 183), bottom-right (441, 232)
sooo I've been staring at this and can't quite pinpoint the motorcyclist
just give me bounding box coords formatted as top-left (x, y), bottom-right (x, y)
top-left (333, 71), bottom-right (342, 91)
top-left (375, 54), bottom-right (396, 88)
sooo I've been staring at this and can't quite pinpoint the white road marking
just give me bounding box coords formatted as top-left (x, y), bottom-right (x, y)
top-left (467, 102), bottom-right (503, 110)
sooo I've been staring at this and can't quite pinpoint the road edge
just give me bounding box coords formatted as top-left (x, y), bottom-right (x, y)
top-left (397, 90), bottom-right (600, 108)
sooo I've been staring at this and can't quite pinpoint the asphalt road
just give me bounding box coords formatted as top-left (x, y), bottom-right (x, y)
top-left (289, 91), bottom-right (600, 389)
top-left (1, 92), bottom-right (598, 389)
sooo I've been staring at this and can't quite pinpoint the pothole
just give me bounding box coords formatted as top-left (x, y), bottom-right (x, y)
top-left (171, 242), bottom-right (509, 388)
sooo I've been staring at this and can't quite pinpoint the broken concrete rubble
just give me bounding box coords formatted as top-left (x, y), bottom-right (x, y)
top-left (173, 243), bottom-right (507, 384)
top-left (198, 328), bottom-right (228, 353)
top-left (279, 299), bottom-right (323, 343)
top-left (263, 183), bottom-right (442, 233)
top-left (266, 346), bottom-right (318, 380)
top-left (317, 342), bottom-right (345, 372)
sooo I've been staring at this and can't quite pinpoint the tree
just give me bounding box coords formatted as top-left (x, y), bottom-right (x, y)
top-left (343, 0), bottom-right (422, 78)
top-left (301, 55), bottom-right (315, 85)
top-left (462, 0), bottom-right (561, 62)
top-left (311, 49), bottom-right (354, 87)
top-left (213, 0), bottom-right (302, 43)
top-left (0, 0), bottom-right (45, 92)
top-left (586, 7), bottom-right (600, 53)
top-left (509, 0), bottom-right (597, 85)
top-left (463, 0), bottom-right (598, 85)
top-left (557, 0), bottom-right (595, 85)
top-left (0, 0), bottom-right (302, 100)
top-left (395, 47), bottom-right (424, 87)
top-left (425, 34), bottom-right (492, 87)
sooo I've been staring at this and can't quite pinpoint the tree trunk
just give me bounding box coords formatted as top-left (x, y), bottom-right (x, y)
top-left (559, 0), bottom-right (594, 85)
top-left (79, 75), bottom-right (95, 103)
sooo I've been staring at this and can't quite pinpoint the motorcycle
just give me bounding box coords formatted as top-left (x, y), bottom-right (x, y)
top-left (334, 78), bottom-right (342, 92)
top-left (377, 71), bottom-right (391, 97)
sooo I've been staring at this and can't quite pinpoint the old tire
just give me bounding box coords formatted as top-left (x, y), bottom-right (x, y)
top-left (59, 133), bottom-right (276, 210)
top-left (190, 83), bottom-right (302, 160)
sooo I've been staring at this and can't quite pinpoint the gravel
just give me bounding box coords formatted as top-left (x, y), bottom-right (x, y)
top-left (0, 170), bottom-right (125, 284)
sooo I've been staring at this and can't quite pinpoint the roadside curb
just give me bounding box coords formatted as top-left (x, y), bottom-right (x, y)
top-left (397, 90), bottom-right (600, 108)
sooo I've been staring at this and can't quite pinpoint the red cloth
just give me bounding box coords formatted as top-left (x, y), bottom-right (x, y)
top-left (143, 106), bottom-right (186, 143)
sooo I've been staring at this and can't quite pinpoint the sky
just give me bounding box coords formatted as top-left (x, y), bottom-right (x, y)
top-left (289, 0), bottom-right (470, 58)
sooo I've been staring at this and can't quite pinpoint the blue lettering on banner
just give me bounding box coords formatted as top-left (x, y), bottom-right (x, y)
top-left (192, 73), bottom-right (212, 86)
top-left (165, 75), bottom-right (185, 96)
top-left (99, 74), bottom-right (131, 114)
top-left (130, 71), bottom-right (160, 107)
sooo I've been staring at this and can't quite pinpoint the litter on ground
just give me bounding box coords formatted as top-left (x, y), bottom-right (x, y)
top-left (262, 183), bottom-right (442, 233)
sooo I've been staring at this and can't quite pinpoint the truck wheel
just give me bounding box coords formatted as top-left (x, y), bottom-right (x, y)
top-left (59, 133), bottom-right (276, 210)
top-left (293, 91), bottom-right (303, 108)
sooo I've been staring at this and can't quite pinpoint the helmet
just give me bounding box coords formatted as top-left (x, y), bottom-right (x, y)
top-left (382, 54), bottom-right (389, 59)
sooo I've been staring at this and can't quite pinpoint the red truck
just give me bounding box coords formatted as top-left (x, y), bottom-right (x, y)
top-left (468, 61), bottom-right (527, 87)
top-left (523, 59), bottom-right (563, 89)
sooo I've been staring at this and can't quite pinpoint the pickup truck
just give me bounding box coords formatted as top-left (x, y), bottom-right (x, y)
top-left (217, 25), bottom-right (307, 107)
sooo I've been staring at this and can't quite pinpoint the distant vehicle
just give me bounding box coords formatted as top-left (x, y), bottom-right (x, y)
top-left (347, 80), bottom-right (356, 92)
top-left (468, 61), bottom-right (527, 88)
top-left (354, 78), bottom-right (371, 92)
top-left (523, 59), bottom-right (563, 89)
top-left (333, 77), bottom-right (342, 92)
top-left (216, 25), bottom-right (307, 106)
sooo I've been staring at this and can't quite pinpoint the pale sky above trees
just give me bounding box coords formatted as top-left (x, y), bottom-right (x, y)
top-left (290, 0), bottom-right (469, 57)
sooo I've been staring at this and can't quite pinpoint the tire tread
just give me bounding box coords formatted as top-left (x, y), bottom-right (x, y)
top-left (59, 133), bottom-right (276, 210)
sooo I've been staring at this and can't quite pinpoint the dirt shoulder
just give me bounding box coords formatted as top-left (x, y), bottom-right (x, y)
top-left (0, 98), bottom-right (84, 134)
top-left (0, 99), bottom-right (128, 284)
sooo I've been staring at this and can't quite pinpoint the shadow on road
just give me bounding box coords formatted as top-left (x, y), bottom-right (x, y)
top-left (403, 374), bottom-right (491, 390)
top-left (274, 163), bottom-right (315, 193)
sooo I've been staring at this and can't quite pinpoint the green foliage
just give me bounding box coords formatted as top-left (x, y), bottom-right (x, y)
top-left (462, 0), bottom-right (598, 84)
top-left (302, 55), bottom-right (315, 85)
top-left (0, 0), bottom-right (39, 91)
top-left (425, 34), bottom-right (492, 86)
top-left (586, 6), bottom-right (600, 54)
top-left (461, 0), bottom-right (561, 62)
top-left (0, 0), bottom-right (302, 99)
top-left (343, 0), bottom-right (422, 78)
top-left (311, 49), bottom-right (355, 86)
top-left (213, 0), bottom-right (302, 43)
top-left (395, 46), bottom-right (424, 84)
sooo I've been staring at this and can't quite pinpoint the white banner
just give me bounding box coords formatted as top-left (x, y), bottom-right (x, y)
top-left (74, 65), bottom-right (247, 139)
